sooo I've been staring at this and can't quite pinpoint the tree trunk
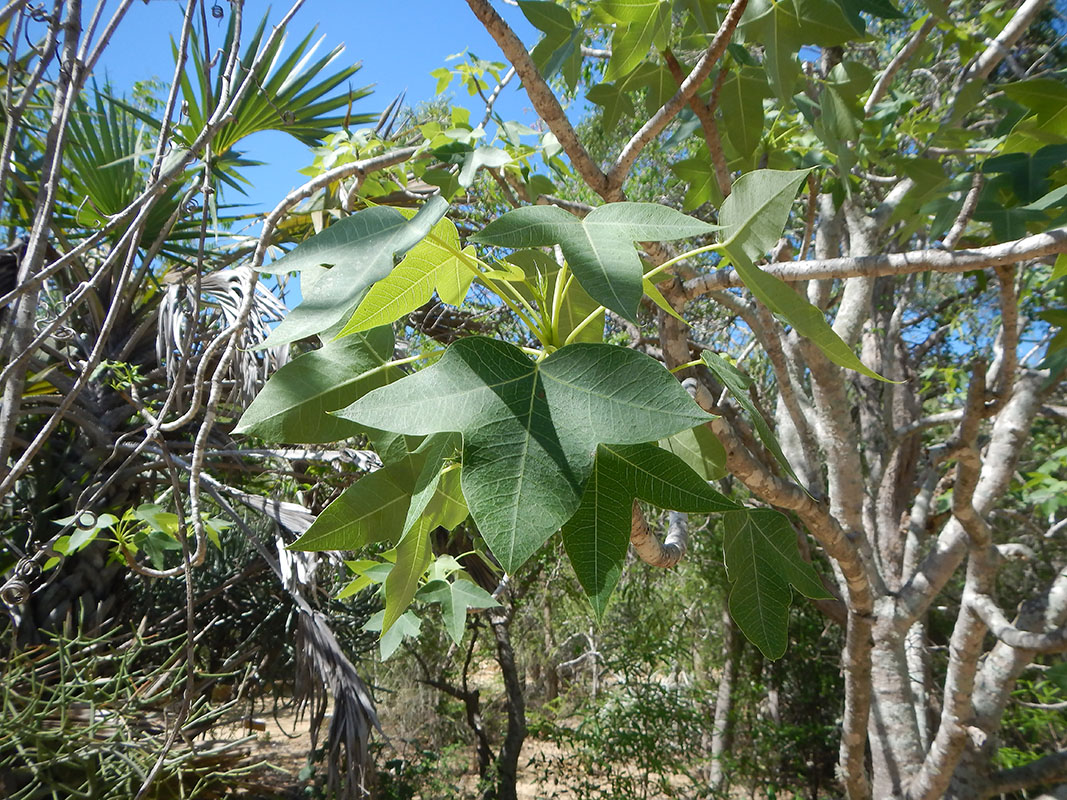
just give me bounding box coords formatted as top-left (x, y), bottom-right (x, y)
top-left (484, 603), bottom-right (526, 800)
top-left (708, 609), bottom-right (741, 796)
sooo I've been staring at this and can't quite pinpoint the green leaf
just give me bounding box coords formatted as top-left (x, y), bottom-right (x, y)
top-left (336, 217), bottom-right (476, 336)
top-left (473, 203), bottom-right (716, 320)
top-left (660, 423), bottom-right (727, 480)
top-left (717, 172), bottom-right (889, 380)
top-left (404, 441), bottom-right (467, 534)
top-left (643, 276), bottom-right (687, 323)
top-left (562, 442), bottom-right (739, 617)
top-left (235, 326), bottom-right (399, 442)
top-left (134, 504), bottom-right (180, 537)
top-left (718, 69), bottom-right (769, 160)
top-left (719, 169), bottom-right (811, 262)
top-left (519, 0), bottom-right (574, 38)
top-left (742, 0), bottom-right (804, 102)
top-left (700, 351), bottom-right (800, 482)
top-left (459, 146), bottom-right (512, 188)
top-left (604, 0), bottom-right (670, 81)
top-left (1052, 253), bottom-right (1067, 282)
top-left (418, 578), bottom-right (500, 644)
top-left (722, 509), bottom-right (829, 659)
top-left (289, 460), bottom-right (417, 551)
top-left (261, 196), bottom-right (449, 347)
top-left (671, 155), bottom-right (723, 211)
top-left (587, 82), bottom-right (637, 130)
top-left (365, 609), bottom-right (421, 660)
top-left (338, 337), bottom-right (712, 571)
top-left (1002, 78), bottom-right (1067, 115)
top-left (383, 515), bottom-right (434, 633)
top-left (290, 434), bottom-right (457, 552)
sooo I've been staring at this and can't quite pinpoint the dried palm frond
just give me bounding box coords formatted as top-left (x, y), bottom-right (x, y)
top-left (202, 481), bottom-right (380, 799)
top-left (157, 266), bottom-right (288, 405)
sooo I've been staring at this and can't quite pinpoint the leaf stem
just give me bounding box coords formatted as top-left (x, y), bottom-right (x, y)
top-left (563, 304), bottom-right (605, 347)
top-left (643, 242), bottom-right (724, 281)
top-left (425, 230), bottom-right (549, 341)
top-left (355, 348), bottom-right (447, 381)
top-left (669, 358), bottom-right (705, 373)
top-left (549, 261), bottom-right (570, 346)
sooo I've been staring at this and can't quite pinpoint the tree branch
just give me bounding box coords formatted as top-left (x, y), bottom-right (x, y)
top-left (605, 0), bottom-right (748, 197)
top-left (682, 228), bottom-right (1067, 297)
top-left (630, 503), bottom-right (688, 567)
top-left (990, 751), bottom-right (1067, 797)
top-left (463, 0), bottom-right (610, 196)
top-left (864, 16), bottom-right (937, 114)
top-left (968, 593), bottom-right (1067, 652)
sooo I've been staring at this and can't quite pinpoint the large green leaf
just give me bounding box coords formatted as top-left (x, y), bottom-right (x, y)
top-left (234, 326), bottom-right (399, 442)
top-left (337, 337), bottom-right (712, 571)
top-left (722, 509), bottom-right (829, 659)
top-left (718, 68), bottom-right (769, 161)
top-left (472, 203), bottom-right (716, 320)
top-left (290, 460), bottom-right (415, 552)
top-left (521, 0), bottom-right (583, 87)
top-left (717, 172), bottom-right (887, 380)
top-left (742, 0), bottom-right (804, 102)
top-left (604, 0), bottom-right (671, 82)
top-left (719, 169), bottom-right (810, 262)
top-left (336, 215), bottom-right (476, 336)
top-left (562, 442), bottom-right (739, 618)
top-left (261, 196), bottom-right (449, 347)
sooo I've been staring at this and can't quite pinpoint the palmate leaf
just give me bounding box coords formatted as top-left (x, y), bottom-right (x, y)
top-left (177, 13), bottom-right (374, 158)
top-left (336, 215), bottom-right (476, 336)
top-left (337, 337), bottom-right (712, 571)
top-left (261, 196), bottom-right (449, 347)
top-left (722, 509), bottom-right (829, 659)
top-left (417, 578), bottom-right (500, 645)
top-left (472, 203), bottom-right (716, 321)
top-left (562, 443), bottom-right (738, 618)
top-left (234, 326), bottom-right (400, 442)
top-left (718, 171), bottom-right (889, 381)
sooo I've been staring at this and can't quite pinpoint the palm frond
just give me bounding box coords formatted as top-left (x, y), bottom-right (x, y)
top-left (156, 267), bottom-right (288, 405)
top-left (177, 12), bottom-right (376, 161)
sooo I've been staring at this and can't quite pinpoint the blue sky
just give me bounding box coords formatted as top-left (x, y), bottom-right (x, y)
top-left (95, 0), bottom-right (545, 214)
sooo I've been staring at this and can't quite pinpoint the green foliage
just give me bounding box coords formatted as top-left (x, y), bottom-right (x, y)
top-left (260, 197), bottom-right (449, 347)
top-left (337, 337), bottom-right (711, 572)
top-left (473, 202), bottom-right (716, 320)
top-left (235, 326), bottom-right (401, 442)
top-left (722, 510), bottom-right (830, 659)
top-left (562, 442), bottom-right (737, 618)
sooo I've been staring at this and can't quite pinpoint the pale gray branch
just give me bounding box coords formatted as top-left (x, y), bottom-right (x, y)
top-left (969, 593), bottom-right (1067, 652)
top-left (683, 228), bottom-right (1067, 298)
